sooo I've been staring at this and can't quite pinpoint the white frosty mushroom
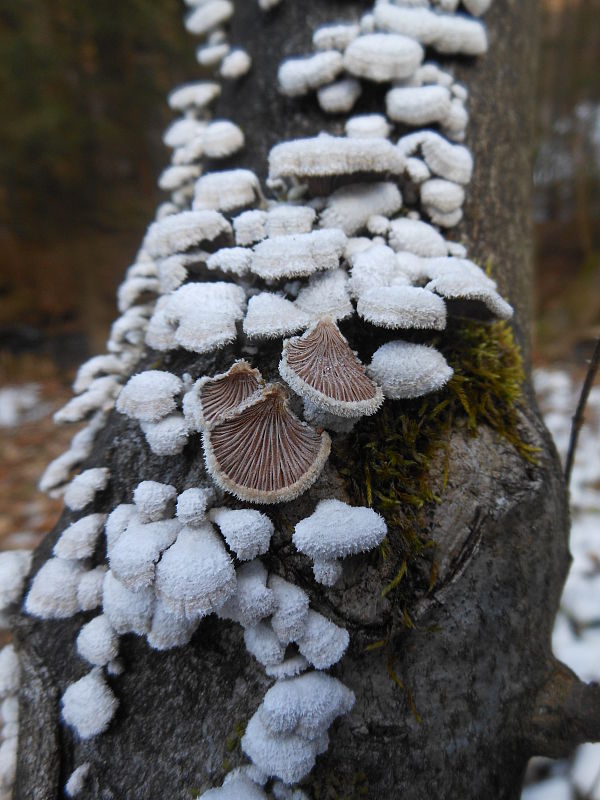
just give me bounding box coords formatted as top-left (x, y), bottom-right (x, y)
top-left (116, 370), bottom-right (183, 423)
top-left (201, 772), bottom-right (268, 799)
top-left (345, 114), bottom-right (391, 139)
top-left (317, 78), bottom-right (362, 114)
top-left (109, 516), bottom-right (181, 591)
top-left (65, 763), bottom-right (91, 798)
top-left (141, 413), bottom-right (190, 456)
top-left (144, 210), bottom-right (231, 259)
top-left (183, 361), bottom-right (263, 430)
top-left (220, 49), bottom-right (252, 79)
top-left (388, 218), bottom-right (448, 257)
top-left (207, 247), bottom-right (252, 276)
top-left (244, 622), bottom-right (286, 666)
top-left (265, 655), bottom-right (309, 680)
top-left (133, 481), bottom-right (178, 522)
top-left (266, 205), bottom-right (316, 238)
top-left (296, 611), bottom-right (349, 669)
top-left (425, 259), bottom-right (514, 319)
top-left (243, 294), bottom-right (311, 339)
top-left (64, 468), bottom-right (110, 512)
top-left (102, 570), bottom-right (155, 635)
top-left (209, 508), bottom-right (274, 561)
top-left (233, 209), bottom-right (268, 246)
top-left (386, 85), bottom-right (452, 126)
top-left (268, 576), bottom-right (309, 644)
top-left (241, 713), bottom-right (320, 785)
top-left (0, 550), bottom-right (32, 611)
top-left (147, 597), bottom-right (199, 651)
top-left (320, 182), bottom-right (402, 236)
top-left (193, 169), bottom-right (260, 213)
top-left (420, 178), bottom-right (465, 215)
top-left (250, 229), bottom-right (347, 281)
top-left (77, 566), bottom-right (107, 612)
top-left (294, 269), bottom-right (353, 323)
top-left (76, 615), bottom-right (119, 666)
top-left (73, 354), bottom-right (127, 394)
top-left (158, 164), bottom-right (201, 192)
top-left (218, 560), bottom-right (276, 628)
top-left (357, 285), bottom-right (447, 330)
top-left (278, 51), bottom-right (344, 97)
top-left (343, 33), bottom-right (424, 82)
top-left (167, 81), bottom-right (220, 113)
top-left (54, 377), bottom-right (121, 424)
top-left (105, 503), bottom-right (136, 552)
top-left (0, 645), bottom-right (20, 698)
top-left (418, 132), bottom-right (473, 184)
top-left (185, 0), bottom-right (234, 36)
top-left (369, 340), bottom-right (454, 399)
top-left (348, 243), bottom-right (401, 298)
top-left (176, 487), bottom-right (214, 526)
top-left (163, 117), bottom-right (207, 149)
top-left (61, 668), bottom-right (118, 740)
top-left (53, 513), bottom-right (107, 560)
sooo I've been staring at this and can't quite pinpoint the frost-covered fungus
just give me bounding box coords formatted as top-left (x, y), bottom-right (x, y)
top-left (268, 135), bottom-right (405, 183)
top-left (77, 566), bottom-right (107, 612)
top-left (218, 560), bottom-right (276, 627)
top-left (192, 170), bottom-right (260, 213)
top-left (319, 182), bottom-right (402, 237)
top-left (151, 282), bottom-right (246, 354)
top-left (105, 503), bottom-right (136, 552)
top-left (313, 23), bottom-right (360, 52)
top-left (418, 132), bottom-right (474, 185)
top-left (345, 114), bottom-right (391, 139)
top-left (233, 209), bottom-right (268, 246)
top-left (347, 242), bottom-right (400, 298)
top-left (109, 515), bottom-right (181, 591)
top-left (207, 246), bottom-right (252, 276)
top-left (209, 508), bottom-right (274, 561)
top-left (265, 654), bottom-right (309, 680)
top-left (250, 229), bottom-right (347, 281)
top-left (241, 712), bottom-right (320, 785)
top-left (184, 360), bottom-right (263, 430)
top-left (141, 414), bottom-right (190, 456)
top-left (293, 499), bottom-right (387, 585)
top-left (277, 52), bottom-right (343, 97)
top-left (73, 354), bottom-right (127, 394)
top-left (116, 370), bottom-right (183, 423)
top-left (176, 487), bottom-right (214, 527)
top-left (463, 0), bottom-right (493, 15)
top-left (154, 524), bottom-right (236, 617)
top-left (143, 210), bottom-right (231, 260)
top-left (259, 672), bottom-right (355, 739)
top-left (294, 270), bottom-right (353, 323)
top-left (65, 763), bottom-right (91, 798)
top-left (64, 468), bottom-right (110, 512)
top-left (54, 376), bottom-right (121, 424)
top-left (265, 205), bottom-right (316, 238)
top-left (279, 318), bottom-right (384, 418)
top-left (53, 513), bottom-right (107, 560)
top-left (102, 570), bottom-right (154, 635)
top-left (317, 78), bottom-right (362, 114)
top-left (158, 164), bottom-right (201, 193)
top-left (203, 774), bottom-right (268, 800)
top-left (39, 416), bottom-right (104, 496)
top-left (371, 5), bottom-right (442, 44)
top-left (425, 258), bottom-right (514, 319)
top-left (133, 480), bottom-right (178, 522)
top-left (388, 218), bottom-right (448, 257)
top-left (373, 4), bottom-right (488, 55)
top-left (163, 117), bottom-right (206, 149)
top-left (357, 285), bottom-right (447, 330)
top-left (220, 49), bottom-right (252, 80)
top-left (0, 550), bottom-right (32, 611)
top-left (167, 81), bottom-right (220, 114)
top-left (25, 558), bottom-right (84, 619)
top-left (185, 0), bottom-right (233, 36)
top-left (268, 576), bottom-right (309, 644)
top-left (386, 85), bottom-right (452, 126)
top-left (203, 383), bottom-right (331, 504)
top-left (196, 41), bottom-right (230, 68)
top-left (420, 177), bottom-right (465, 216)
top-left (243, 294), bottom-right (311, 340)
top-left (369, 340), bottom-right (454, 399)
top-left (432, 14), bottom-right (488, 55)
top-left (0, 644), bottom-right (19, 697)
top-left (343, 33), bottom-right (424, 82)
top-left (76, 615), bottom-right (119, 666)
top-left (61, 668), bottom-right (118, 740)
top-left (244, 622), bottom-right (285, 667)
top-left (296, 610), bottom-right (349, 669)
top-left (147, 596), bottom-right (199, 651)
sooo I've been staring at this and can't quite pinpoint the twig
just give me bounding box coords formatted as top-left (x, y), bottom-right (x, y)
top-left (565, 338), bottom-right (600, 486)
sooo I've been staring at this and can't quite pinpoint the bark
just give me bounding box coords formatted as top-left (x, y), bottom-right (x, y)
top-left (12, 2), bottom-right (597, 799)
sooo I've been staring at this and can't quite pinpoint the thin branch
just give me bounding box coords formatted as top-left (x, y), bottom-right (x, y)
top-left (565, 337), bottom-right (600, 486)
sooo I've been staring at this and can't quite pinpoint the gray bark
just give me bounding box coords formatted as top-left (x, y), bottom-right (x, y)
top-left (12, 2), bottom-right (599, 799)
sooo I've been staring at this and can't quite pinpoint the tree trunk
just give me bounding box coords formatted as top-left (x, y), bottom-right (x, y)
top-left (11, 2), bottom-right (600, 799)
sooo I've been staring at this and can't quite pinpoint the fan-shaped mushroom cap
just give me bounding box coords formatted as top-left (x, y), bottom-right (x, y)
top-left (193, 169), bottom-right (260, 213)
top-left (147, 596), bottom-right (199, 651)
top-left (313, 22), bottom-right (360, 51)
top-left (207, 246), bottom-right (252, 276)
top-left (0, 550), bottom-right (32, 611)
top-left (259, 671), bottom-right (355, 739)
top-left (251, 229), bottom-right (347, 281)
top-left (210, 508), bottom-right (274, 561)
top-left (386, 85), bottom-right (452, 126)
top-left (73, 355), bottom-right (127, 394)
top-left (167, 81), bottom-right (220, 113)
top-left (268, 576), bottom-right (309, 644)
top-left (420, 177), bottom-right (465, 214)
top-left (102, 570), bottom-right (154, 635)
top-left (268, 135), bottom-right (405, 181)
top-left (76, 615), bottom-right (119, 666)
top-left (373, 5), bottom-right (441, 43)
top-left (278, 51), bottom-right (344, 97)
top-left (133, 481), bottom-right (177, 522)
top-left (217, 560), bottom-right (276, 628)
top-left (176, 487), bottom-right (214, 526)
top-left (53, 514), bottom-right (107, 560)
top-left (243, 294), bottom-right (311, 340)
top-left (463, 0), bottom-right (493, 15)
top-left (345, 113), bottom-right (391, 139)
top-left (0, 644), bottom-right (20, 697)
top-left (61, 668), bottom-right (118, 740)
top-left (116, 370), bottom-right (183, 423)
top-left (220, 48), bottom-right (252, 79)
top-left (141, 413), bottom-right (190, 456)
top-left (244, 621), bottom-right (286, 666)
top-left (348, 243), bottom-right (401, 298)
top-left (369, 340), bottom-right (453, 399)
top-left (64, 468), bottom-right (110, 512)
top-left (234, 209), bottom-right (268, 246)
top-left (374, 5), bottom-right (487, 55)
top-left (294, 270), bottom-right (353, 323)
top-left (184, 360), bottom-right (263, 430)
top-left (109, 517), bottom-right (181, 591)
top-left (204, 120), bottom-right (246, 159)
top-left (419, 132), bottom-right (473, 184)
top-left (388, 218), bottom-right (448, 257)
top-left (344, 33), bottom-right (424, 82)
top-left (319, 182), bottom-right (402, 236)
top-left (77, 566), bottom-right (107, 612)
top-left (296, 610), bottom-right (349, 669)
top-left (65, 763), bottom-right (91, 798)
top-left (424, 258), bottom-right (514, 319)
top-left (431, 14), bottom-right (488, 55)
top-left (24, 558), bottom-right (84, 619)
top-left (317, 78), bottom-right (362, 114)
top-left (154, 524), bottom-right (236, 617)
top-left (158, 164), bottom-right (200, 193)
top-left (203, 384), bottom-right (331, 504)
top-left (265, 655), bottom-right (309, 680)
top-left (185, 0), bottom-right (233, 36)
top-left (105, 503), bottom-right (136, 552)
top-left (144, 210), bottom-right (231, 259)
top-left (54, 377), bottom-right (121, 424)
top-left (406, 156), bottom-right (432, 184)
top-left (265, 205), bottom-right (316, 238)
top-left (357, 285), bottom-right (447, 330)
top-left (279, 318), bottom-right (384, 418)
top-left (241, 713), bottom-right (320, 786)
top-left (163, 117), bottom-right (206, 149)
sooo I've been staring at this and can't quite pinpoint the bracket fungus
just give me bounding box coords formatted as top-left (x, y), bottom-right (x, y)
top-left (277, 52), bottom-right (344, 97)
top-left (369, 339), bottom-right (454, 399)
top-left (357, 284), bottom-right (448, 330)
top-left (203, 383), bottom-right (331, 504)
top-left (209, 508), bottom-right (274, 561)
top-left (343, 33), bottom-right (424, 82)
top-left (250, 229), bottom-right (347, 281)
top-left (243, 294), bottom-right (311, 339)
top-left (64, 468), bottom-right (110, 512)
top-left (60, 669), bottom-right (118, 740)
top-left (116, 370), bottom-right (183, 423)
top-left (53, 514), bottom-right (107, 561)
top-left (184, 360), bottom-right (263, 430)
top-left (279, 318), bottom-right (384, 418)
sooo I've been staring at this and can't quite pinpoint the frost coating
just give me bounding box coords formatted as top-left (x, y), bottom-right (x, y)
top-left (0, 550), bottom-right (32, 611)
top-left (116, 371), bottom-right (183, 423)
top-left (76, 615), bottom-right (119, 666)
top-left (25, 558), bottom-right (85, 619)
top-left (369, 340), bottom-right (454, 399)
top-left (209, 508), bottom-right (274, 561)
top-left (53, 514), bottom-right (107, 560)
top-left (61, 668), bottom-right (118, 740)
top-left (250, 229), bottom-right (347, 281)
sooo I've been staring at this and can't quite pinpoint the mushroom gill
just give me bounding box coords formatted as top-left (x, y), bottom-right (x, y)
top-left (189, 360), bottom-right (263, 429)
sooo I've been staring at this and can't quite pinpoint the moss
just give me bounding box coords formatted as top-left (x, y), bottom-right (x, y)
top-left (311, 769), bottom-right (369, 799)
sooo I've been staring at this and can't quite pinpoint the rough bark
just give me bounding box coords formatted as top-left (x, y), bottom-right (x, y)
top-left (12, 2), bottom-right (598, 799)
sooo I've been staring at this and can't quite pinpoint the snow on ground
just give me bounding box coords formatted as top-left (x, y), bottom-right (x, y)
top-left (522, 368), bottom-right (600, 800)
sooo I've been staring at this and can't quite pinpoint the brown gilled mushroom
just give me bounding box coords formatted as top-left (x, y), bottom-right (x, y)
top-left (184, 360), bottom-right (263, 431)
top-left (278, 318), bottom-right (383, 418)
top-left (203, 384), bottom-right (331, 504)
